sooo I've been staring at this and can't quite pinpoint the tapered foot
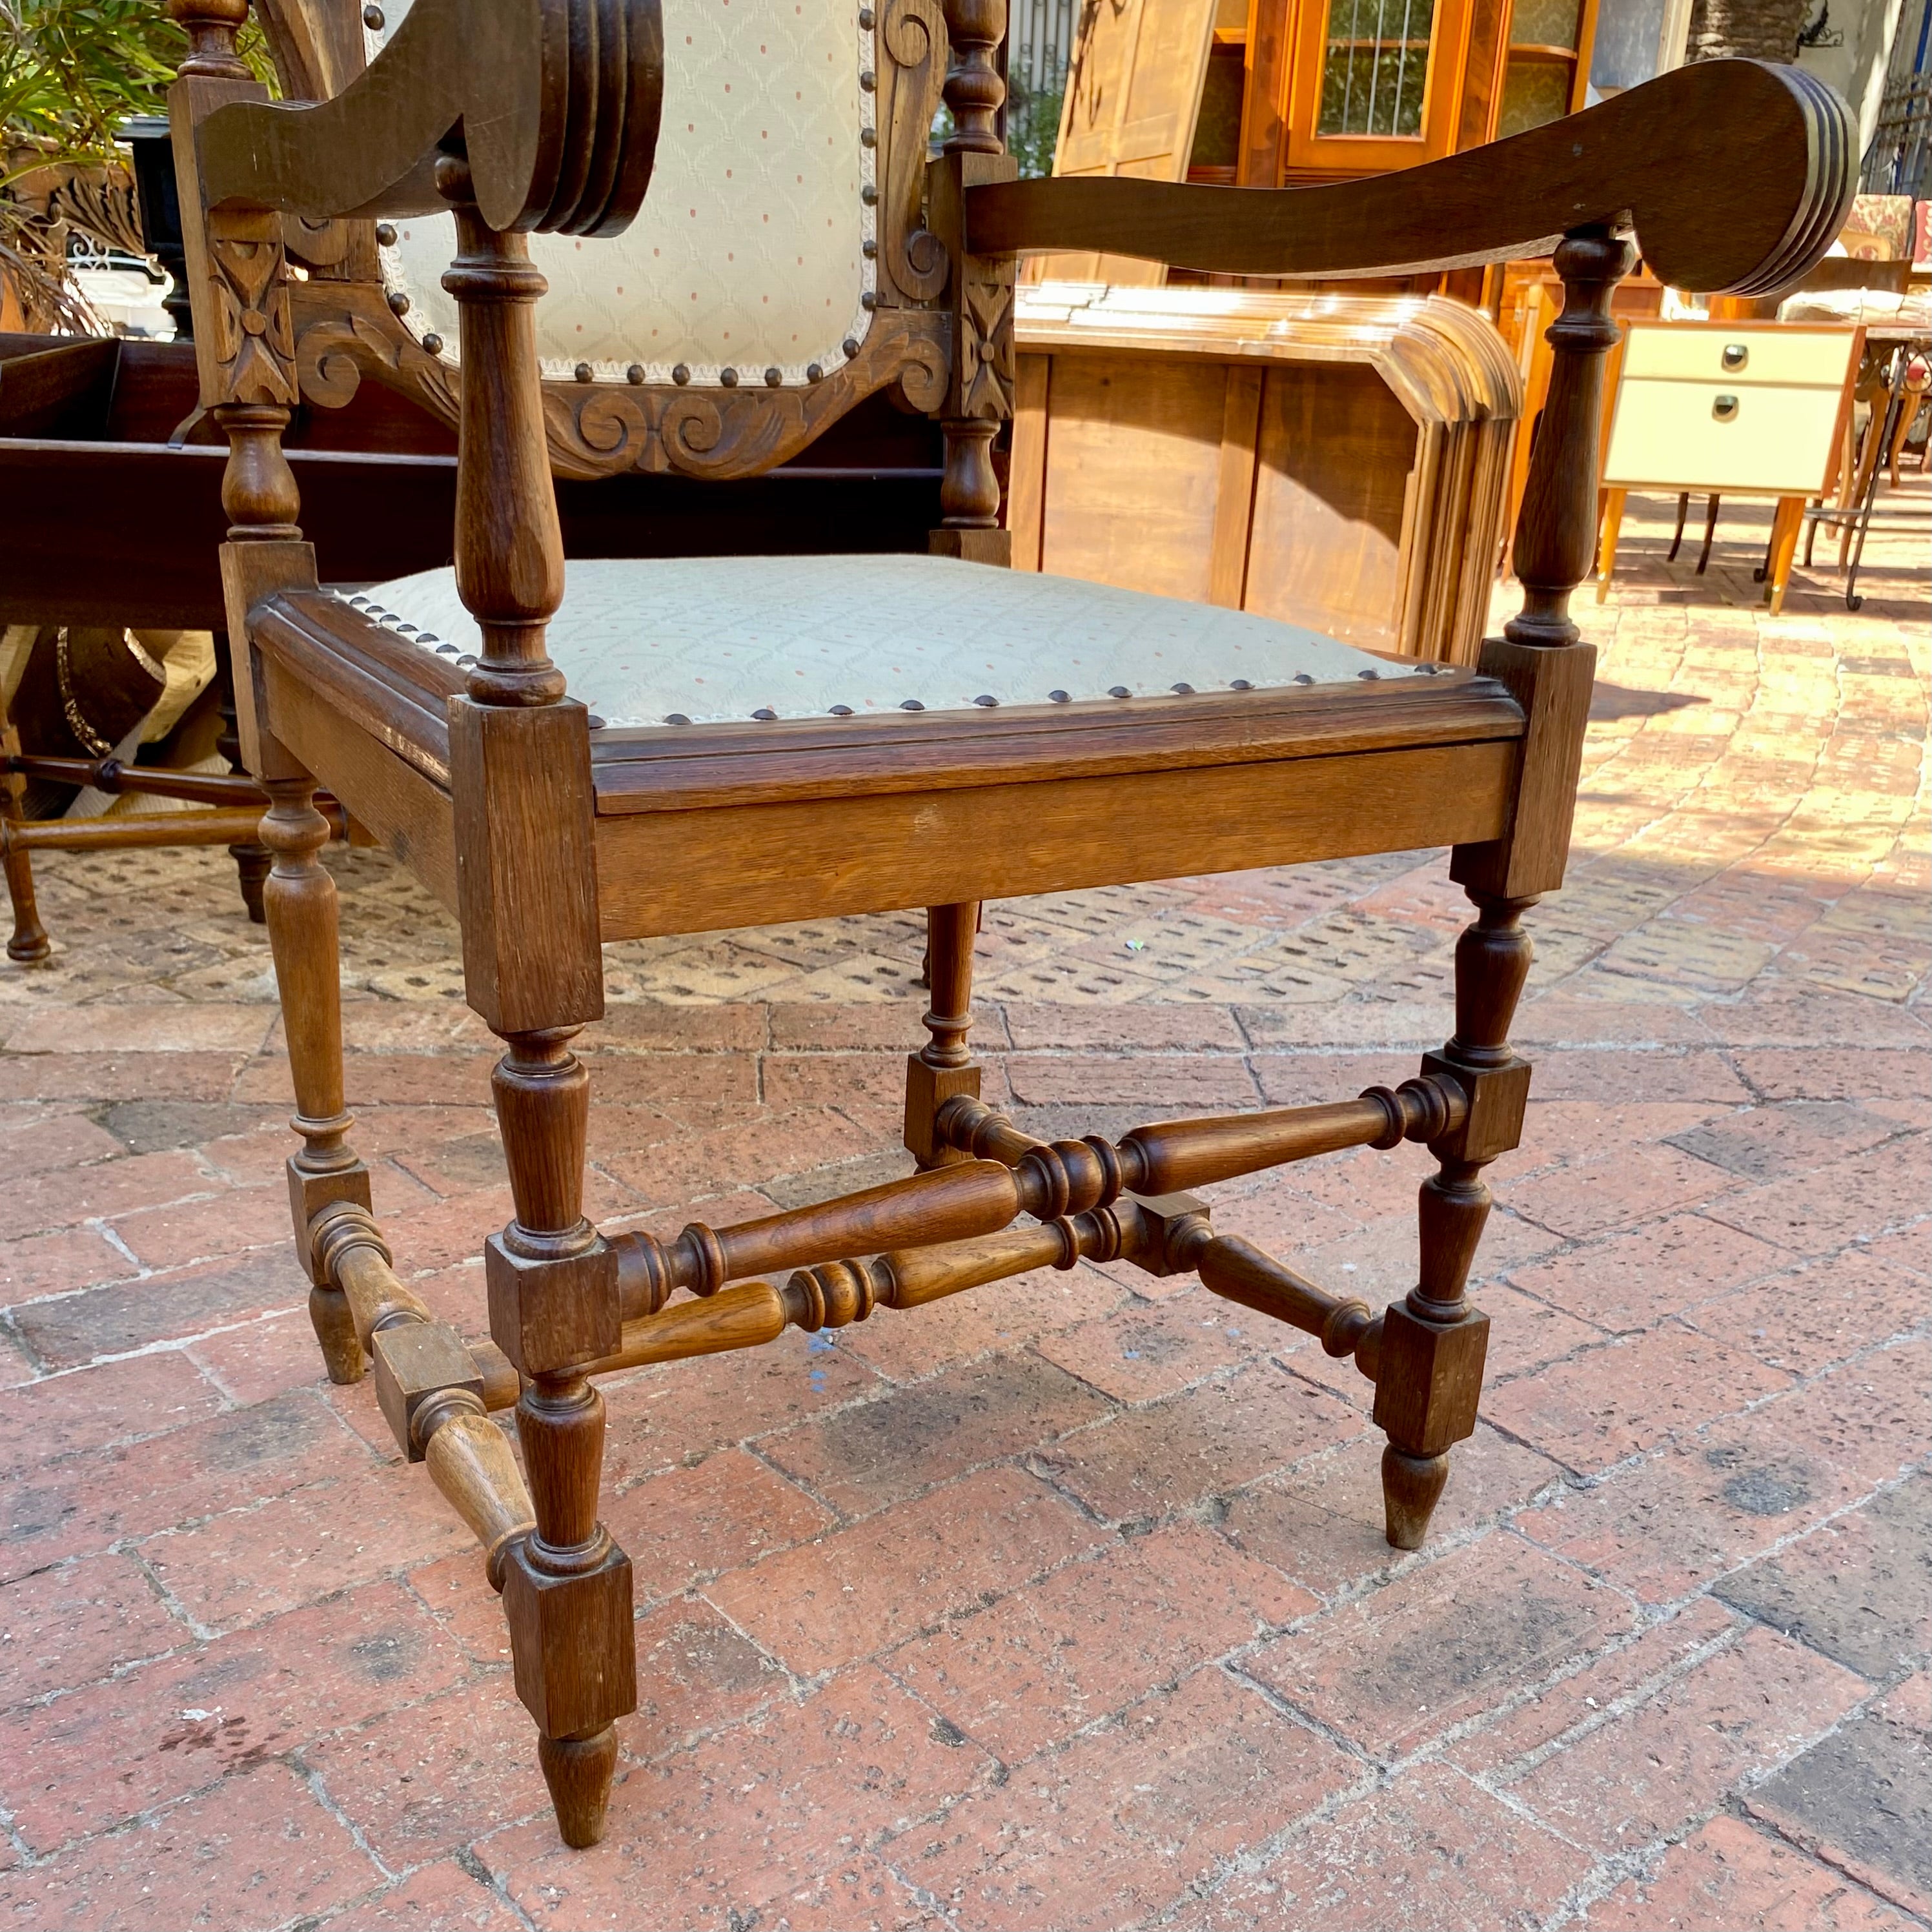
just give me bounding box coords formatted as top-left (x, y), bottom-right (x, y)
top-left (308, 1281), bottom-right (365, 1384)
top-left (230, 840), bottom-right (272, 923)
top-left (6, 919), bottom-right (50, 964)
top-left (3, 837), bottom-right (49, 963)
top-left (1381, 1444), bottom-right (1450, 1551)
top-left (539, 1725), bottom-right (620, 1848)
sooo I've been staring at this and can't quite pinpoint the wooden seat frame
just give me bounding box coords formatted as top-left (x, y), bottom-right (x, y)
top-left (170, 0), bottom-right (1850, 1849)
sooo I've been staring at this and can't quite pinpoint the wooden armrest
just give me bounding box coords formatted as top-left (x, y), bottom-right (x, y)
top-left (968, 60), bottom-right (1851, 296)
top-left (196, 0), bottom-right (663, 236)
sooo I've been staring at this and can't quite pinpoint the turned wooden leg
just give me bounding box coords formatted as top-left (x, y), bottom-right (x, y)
top-left (259, 773), bottom-right (372, 1383)
top-left (1, 714), bottom-right (49, 964)
top-left (216, 637), bottom-right (272, 922)
top-left (905, 901), bottom-right (982, 1168)
top-left (1, 819), bottom-right (48, 964)
top-left (1765, 496), bottom-right (1803, 616)
top-left (1665, 491), bottom-right (1689, 561)
top-left (489, 1029), bottom-right (635, 1848)
top-left (1378, 893), bottom-right (1535, 1549)
top-left (1592, 487), bottom-right (1625, 601)
top-left (1695, 492), bottom-right (1720, 573)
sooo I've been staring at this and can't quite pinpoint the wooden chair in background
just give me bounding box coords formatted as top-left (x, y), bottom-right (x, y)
top-left (171, 0), bottom-right (1850, 1847)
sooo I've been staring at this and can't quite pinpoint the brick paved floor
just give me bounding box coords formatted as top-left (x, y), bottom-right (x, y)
top-left (0, 487), bottom-right (1926, 1931)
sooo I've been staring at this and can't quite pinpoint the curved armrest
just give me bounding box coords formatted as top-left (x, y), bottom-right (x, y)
top-left (198, 0), bottom-right (663, 238)
top-left (970, 61), bottom-right (1851, 295)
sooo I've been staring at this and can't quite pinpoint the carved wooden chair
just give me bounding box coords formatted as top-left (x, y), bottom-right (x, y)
top-left (170, 0), bottom-right (1850, 1846)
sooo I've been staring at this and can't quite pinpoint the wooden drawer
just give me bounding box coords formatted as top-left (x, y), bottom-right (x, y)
top-left (1620, 325), bottom-right (1855, 389)
top-left (1605, 377), bottom-right (1844, 494)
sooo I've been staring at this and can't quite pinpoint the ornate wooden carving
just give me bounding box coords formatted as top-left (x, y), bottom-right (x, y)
top-left (207, 213), bottom-right (298, 409)
top-left (538, 311), bottom-right (950, 482)
top-left (291, 287), bottom-right (458, 414)
top-left (875, 0), bottom-right (949, 304)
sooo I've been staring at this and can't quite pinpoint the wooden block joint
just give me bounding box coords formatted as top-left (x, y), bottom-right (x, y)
top-left (928, 527), bottom-right (1013, 565)
top-left (904, 1056), bottom-right (982, 1167)
top-left (502, 1537), bottom-right (638, 1739)
top-left (1371, 1300), bottom-right (1490, 1456)
top-left (372, 1320), bottom-right (484, 1462)
top-left (1122, 1191), bottom-right (1212, 1276)
top-left (1420, 1050), bottom-right (1532, 1163)
top-left (487, 1234), bottom-right (620, 1378)
top-left (287, 1157), bottom-right (372, 1281)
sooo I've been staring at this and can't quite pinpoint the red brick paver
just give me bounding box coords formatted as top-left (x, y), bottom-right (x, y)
top-left (0, 492), bottom-right (1925, 1926)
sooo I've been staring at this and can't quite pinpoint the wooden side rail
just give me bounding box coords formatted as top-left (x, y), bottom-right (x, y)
top-left (4, 756), bottom-right (275, 809)
top-left (304, 1200), bottom-right (534, 1583)
top-left (966, 61), bottom-right (1852, 296)
top-left (0, 805), bottom-right (343, 854)
top-left (590, 1204), bottom-right (1137, 1376)
top-left (607, 1077), bottom-right (1465, 1320)
top-left (584, 1194), bottom-right (1387, 1386)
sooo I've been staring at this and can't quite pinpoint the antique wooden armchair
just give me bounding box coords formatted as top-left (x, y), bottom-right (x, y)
top-left (171, 0), bottom-right (1849, 1845)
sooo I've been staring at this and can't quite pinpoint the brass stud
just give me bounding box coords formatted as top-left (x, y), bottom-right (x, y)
top-left (842, 336), bottom-right (860, 358)
top-left (860, 69), bottom-right (876, 90)
top-left (765, 367), bottom-right (782, 387)
top-left (387, 290), bottom-right (411, 316)
top-left (860, 128), bottom-right (877, 148)
top-left (860, 292), bottom-right (877, 310)
top-left (860, 184), bottom-right (879, 205)
top-left (574, 362), bottom-right (593, 383)
top-left (627, 363), bottom-right (646, 383)
top-left (720, 367), bottom-right (739, 387)
top-left (806, 362), bottom-right (824, 381)
top-left (1108, 686), bottom-right (1130, 698)
top-left (422, 332), bottom-right (443, 354)
top-left (858, 6), bottom-right (875, 24)
top-left (673, 363), bottom-right (691, 385)
top-left (363, 3), bottom-right (384, 25)
top-left (375, 222), bottom-right (397, 247)
top-left (899, 698), bottom-right (924, 711)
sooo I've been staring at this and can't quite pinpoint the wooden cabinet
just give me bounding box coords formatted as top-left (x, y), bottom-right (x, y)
top-left (1050, 0), bottom-right (1622, 210)
top-left (1008, 285), bottom-right (1521, 664)
top-left (1594, 320), bottom-right (1861, 614)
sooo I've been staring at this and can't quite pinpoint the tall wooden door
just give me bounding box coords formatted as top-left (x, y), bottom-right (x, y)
top-left (1035, 0), bottom-right (1221, 283)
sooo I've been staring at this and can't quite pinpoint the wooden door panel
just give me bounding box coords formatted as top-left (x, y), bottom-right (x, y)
top-left (1037, 353), bottom-right (1229, 600)
top-left (1244, 363), bottom-right (1414, 645)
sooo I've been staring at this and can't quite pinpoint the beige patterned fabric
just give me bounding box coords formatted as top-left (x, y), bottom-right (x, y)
top-left (356, 555), bottom-right (1419, 727)
top-left (372, 0), bottom-right (873, 386)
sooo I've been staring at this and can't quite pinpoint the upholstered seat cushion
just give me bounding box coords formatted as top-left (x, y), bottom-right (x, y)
top-left (354, 555), bottom-right (1423, 729)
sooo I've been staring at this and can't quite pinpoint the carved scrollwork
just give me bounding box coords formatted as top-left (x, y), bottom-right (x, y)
top-left (877, 0), bottom-right (949, 304)
top-left (539, 311), bottom-right (950, 481)
top-left (207, 214), bottom-right (298, 409)
top-left (290, 284), bottom-right (458, 416)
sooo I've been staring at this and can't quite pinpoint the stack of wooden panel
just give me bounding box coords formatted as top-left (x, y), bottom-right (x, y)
top-left (1010, 284), bottom-right (1521, 665)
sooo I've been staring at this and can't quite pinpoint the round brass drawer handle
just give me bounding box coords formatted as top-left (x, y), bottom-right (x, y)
top-left (1713, 394), bottom-right (1740, 421)
top-left (1722, 343), bottom-right (1749, 371)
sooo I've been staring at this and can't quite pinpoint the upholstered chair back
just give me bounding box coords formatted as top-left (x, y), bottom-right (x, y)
top-left (369, 0), bottom-right (875, 389)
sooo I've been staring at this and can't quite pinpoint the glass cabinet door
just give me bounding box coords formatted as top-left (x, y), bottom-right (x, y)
top-left (1494, 0), bottom-right (1596, 136)
top-left (1286, 0), bottom-right (1472, 171)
